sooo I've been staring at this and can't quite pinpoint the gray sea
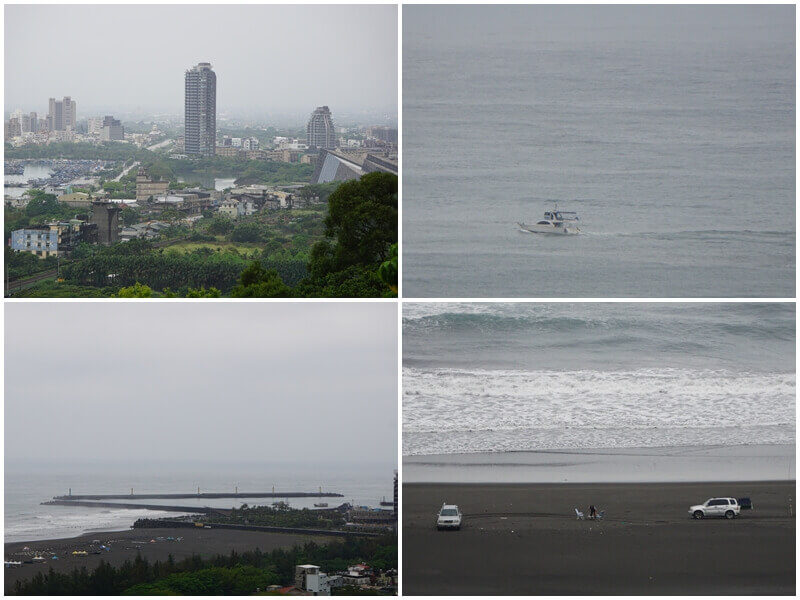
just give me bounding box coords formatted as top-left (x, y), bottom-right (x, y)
top-left (402, 5), bottom-right (795, 297)
top-left (5, 461), bottom-right (394, 543)
top-left (403, 303), bottom-right (796, 456)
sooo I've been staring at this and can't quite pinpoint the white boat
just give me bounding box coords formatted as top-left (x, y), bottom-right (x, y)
top-left (518, 205), bottom-right (581, 235)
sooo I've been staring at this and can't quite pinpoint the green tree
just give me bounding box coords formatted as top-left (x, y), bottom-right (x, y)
top-left (24, 190), bottom-right (61, 217)
top-left (207, 217), bottom-right (234, 235)
top-left (230, 221), bottom-right (264, 243)
top-left (231, 262), bottom-right (292, 297)
top-left (308, 172), bottom-right (397, 278)
top-left (378, 242), bottom-right (398, 293)
top-left (186, 286), bottom-right (222, 297)
top-left (114, 282), bottom-right (153, 297)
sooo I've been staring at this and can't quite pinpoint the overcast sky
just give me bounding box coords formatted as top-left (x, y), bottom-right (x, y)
top-left (5, 303), bottom-right (397, 468)
top-left (5, 4), bottom-right (397, 121)
top-left (405, 4), bottom-right (794, 46)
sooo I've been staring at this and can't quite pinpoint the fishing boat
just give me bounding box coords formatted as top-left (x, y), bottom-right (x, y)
top-left (518, 204), bottom-right (581, 235)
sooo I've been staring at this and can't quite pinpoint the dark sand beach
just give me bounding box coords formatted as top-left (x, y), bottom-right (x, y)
top-left (4, 527), bottom-right (328, 593)
top-left (403, 481), bottom-right (795, 595)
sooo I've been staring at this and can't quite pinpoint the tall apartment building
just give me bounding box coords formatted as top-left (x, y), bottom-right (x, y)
top-left (87, 116), bottom-right (104, 135)
top-left (29, 112), bottom-right (38, 133)
top-left (101, 115), bottom-right (124, 141)
top-left (184, 62), bottom-right (216, 157)
top-left (306, 106), bottom-right (336, 150)
top-left (48, 96), bottom-right (77, 131)
top-left (366, 126), bottom-right (398, 144)
top-left (5, 117), bottom-right (22, 138)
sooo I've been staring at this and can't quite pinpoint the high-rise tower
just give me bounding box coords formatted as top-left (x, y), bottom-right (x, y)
top-left (306, 106), bottom-right (336, 150)
top-left (47, 97), bottom-right (76, 131)
top-left (184, 62), bottom-right (216, 157)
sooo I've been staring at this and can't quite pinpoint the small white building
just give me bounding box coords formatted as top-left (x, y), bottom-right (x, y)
top-left (218, 199), bottom-right (239, 219)
top-left (295, 564), bottom-right (332, 596)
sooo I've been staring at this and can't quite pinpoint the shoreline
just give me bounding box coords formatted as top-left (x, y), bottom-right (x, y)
top-left (403, 442), bottom-right (796, 483)
top-left (403, 479), bottom-right (796, 595)
top-left (4, 527), bottom-right (331, 593)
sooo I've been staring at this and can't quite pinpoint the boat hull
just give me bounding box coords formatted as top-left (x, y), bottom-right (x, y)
top-left (517, 222), bottom-right (580, 235)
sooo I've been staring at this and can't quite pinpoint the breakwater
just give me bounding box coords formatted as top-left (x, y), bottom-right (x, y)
top-left (52, 491), bottom-right (343, 500)
top-left (42, 500), bottom-right (226, 515)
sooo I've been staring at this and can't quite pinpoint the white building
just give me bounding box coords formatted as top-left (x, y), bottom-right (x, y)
top-left (87, 117), bottom-right (104, 135)
top-left (295, 564), bottom-right (339, 596)
top-left (218, 199), bottom-right (239, 219)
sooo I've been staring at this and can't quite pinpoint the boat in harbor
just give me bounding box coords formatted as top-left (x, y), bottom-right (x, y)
top-left (314, 502), bottom-right (329, 507)
top-left (518, 204), bottom-right (581, 235)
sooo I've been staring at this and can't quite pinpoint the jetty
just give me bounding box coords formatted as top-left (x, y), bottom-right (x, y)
top-left (53, 491), bottom-right (343, 501)
top-left (41, 499), bottom-right (225, 514)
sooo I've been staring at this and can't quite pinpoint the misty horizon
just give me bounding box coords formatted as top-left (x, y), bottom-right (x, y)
top-left (5, 5), bottom-right (397, 121)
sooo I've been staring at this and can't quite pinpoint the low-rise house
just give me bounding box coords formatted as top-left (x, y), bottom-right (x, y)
top-left (218, 199), bottom-right (239, 219)
top-left (295, 564), bottom-right (337, 596)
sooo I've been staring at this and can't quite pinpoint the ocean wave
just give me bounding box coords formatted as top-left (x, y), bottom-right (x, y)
top-left (403, 367), bottom-right (795, 454)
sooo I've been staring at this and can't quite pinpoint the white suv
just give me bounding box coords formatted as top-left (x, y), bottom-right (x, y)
top-left (437, 503), bottom-right (462, 530)
top-left (688, 497), bottom-right (741, 519)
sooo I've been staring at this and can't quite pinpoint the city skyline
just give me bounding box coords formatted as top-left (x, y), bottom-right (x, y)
top-left (4, 5), bottom-right (397, 119)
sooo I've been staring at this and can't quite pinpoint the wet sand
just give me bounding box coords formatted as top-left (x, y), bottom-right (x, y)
top-left (403, 444), bottom-right (797, 484)
top-left (403, 481), bottom-right (795, 595)
top-left (4, 527), bottom-right (328, 593)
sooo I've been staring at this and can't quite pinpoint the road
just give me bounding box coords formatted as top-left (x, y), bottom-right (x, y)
top-left (112, 161), bottom-right (139, 182)
top-left (146, 138), bottom-right (174, 151)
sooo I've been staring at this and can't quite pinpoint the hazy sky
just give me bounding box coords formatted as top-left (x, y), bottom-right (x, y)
top-left (5, 303), bottom-right (397, 467)
top-left (405, 4), bottom-right (795, 46)
top-left (5, 4), bottom-right (397, 120)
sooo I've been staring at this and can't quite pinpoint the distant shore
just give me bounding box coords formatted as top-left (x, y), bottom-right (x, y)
top-left (4, 527), bottom-right (328, 594)
top-left (403, 480), bottom-right (796, 595)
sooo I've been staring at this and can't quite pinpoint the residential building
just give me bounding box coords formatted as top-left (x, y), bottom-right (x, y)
top-left (366, 126), bottom-right (398, 144)
top-left (29, 112), bottom-right (38, 133)
top-left (135, 167), bottom-right (169, 202)
top-left (58, 191), bottom-right (93, 208)
top-left (215, 146), bottom-right (238, 158)
top-left (306, 106), bottom-right (336, 150)
top-left (244, 149), bottom-right (267, 160)
top-left (10, 221), bottom-right (87, 257)
top-left (87, 116), bottom-right (105, 135)
top-left (48, 96), bottom-right (77, 131)
top-left (184, 62), bottom-right (216, 157)
top-left (295, 565), bottom-right (334, 596)
top-left (242, 136), bottom-right (259, 151)
top-left (218, 199), bottom-right (239, 219)
top-left (101, 115), bottom-right (124, 141)
top-left (266, 149), bottom-right (302, 163)
top-left (6, 117), bottom-right (22, 138)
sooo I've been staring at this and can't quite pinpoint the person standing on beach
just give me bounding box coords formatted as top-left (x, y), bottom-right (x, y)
top-left (589, 505), bottom-right (597, 519)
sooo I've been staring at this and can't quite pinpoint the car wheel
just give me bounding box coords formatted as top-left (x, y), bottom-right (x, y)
top-left (693, 510), bottom-right (703, 519)
top-left (725, 510), bottom-right (734, 519)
